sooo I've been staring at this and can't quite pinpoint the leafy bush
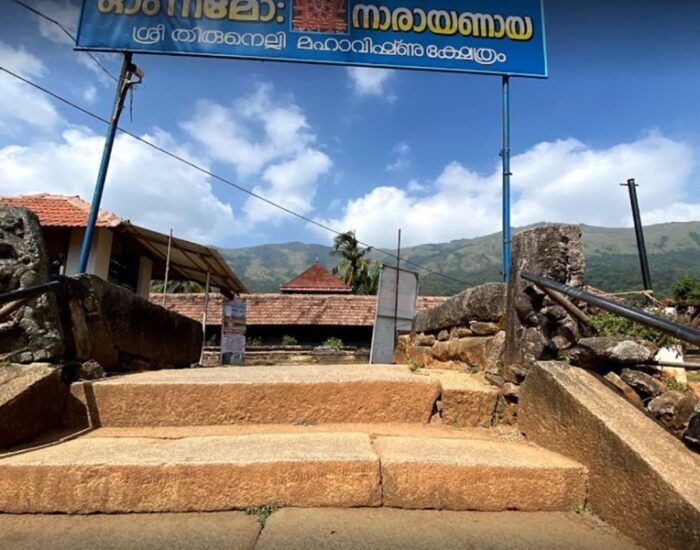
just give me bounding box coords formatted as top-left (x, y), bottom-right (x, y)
top-left (671, 276), bottom-right (700, 303)
top-left (322, 337), bottom-right (343, 350)
top-left (589, 311), bottom-right (679, 349)
top-left (281, 335), bottom-right (298, 346)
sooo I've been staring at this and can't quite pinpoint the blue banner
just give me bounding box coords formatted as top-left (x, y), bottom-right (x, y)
top-left (76, 0), bottom-right (547, 78)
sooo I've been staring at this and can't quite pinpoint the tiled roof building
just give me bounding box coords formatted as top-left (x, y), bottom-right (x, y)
top-left (150, 293), bottom-right (449, 327)
top-left (280, 262), bottom-right (352, 294)
top-left (0, 194), bottom-right (122, 228)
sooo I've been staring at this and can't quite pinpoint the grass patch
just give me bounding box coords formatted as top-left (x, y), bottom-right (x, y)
top-left (661, 374), bottom-right (693, 394)
top-left (409, 363), bottom-right (422, 373)
top-left (246, 506), bottom-right (277, 527)
top-left (687, 371), bottom-right (700, 383)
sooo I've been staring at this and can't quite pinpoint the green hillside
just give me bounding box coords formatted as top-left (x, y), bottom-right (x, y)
top-left (220, 222), bottom-right (700, 296)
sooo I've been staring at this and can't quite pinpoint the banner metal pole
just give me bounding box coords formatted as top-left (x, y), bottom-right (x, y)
top-left (77, 52), bottom-right (133, 274)
top-left (501, 75), bottom-right (512, 282)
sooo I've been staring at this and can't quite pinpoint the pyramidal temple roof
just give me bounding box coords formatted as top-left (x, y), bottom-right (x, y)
top-left (280, 262), bottom-right (352, 294)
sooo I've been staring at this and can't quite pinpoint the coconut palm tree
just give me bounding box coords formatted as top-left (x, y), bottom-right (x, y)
top-left (330, 231), bottom-right (380, 295)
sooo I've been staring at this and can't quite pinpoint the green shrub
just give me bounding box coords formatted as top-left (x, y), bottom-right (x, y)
top-left (589, 311), bottom-right (679, 349)
top-left (281, 335), bottom-right (298, 346)
top-left (672, 276), bottom-right (700, 303)
top-left (322, 337), bottom-right (343, 350)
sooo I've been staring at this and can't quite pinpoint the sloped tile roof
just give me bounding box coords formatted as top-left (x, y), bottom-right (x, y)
top-left (0, 194), bottom-right (123, 228)
top-left (150, 293), bottom-right (450, 327)
top-left (280, 263), bottom-right (352, 293)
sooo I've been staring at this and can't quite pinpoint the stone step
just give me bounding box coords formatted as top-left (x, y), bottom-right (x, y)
top-left (67, 365), bottom-right (502, 429)
top-left (0, 428), bottom-right (587, 514)
top-left (69, 365), bottom-right (442, 427)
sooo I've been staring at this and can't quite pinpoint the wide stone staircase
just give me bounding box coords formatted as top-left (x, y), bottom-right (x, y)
top-left (0, 365), bottom-right (588, 514)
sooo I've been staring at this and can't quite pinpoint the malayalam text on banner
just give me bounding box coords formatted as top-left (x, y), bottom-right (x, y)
top-left (76, 0), bottom-right (547, 77)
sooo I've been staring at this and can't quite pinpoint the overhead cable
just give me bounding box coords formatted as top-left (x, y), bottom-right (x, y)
top-left (0, 65), bottom-right (474, 287)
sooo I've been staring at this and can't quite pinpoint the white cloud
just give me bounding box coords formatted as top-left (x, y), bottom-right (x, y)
top-left (244, 149), bottom-right (332, 225)
top-left (0, 127), bottom-right (235, 244)
top-left (182, 84), bottom-right (332, 226)
top-left (316, 133), bottom-right (697, 247)
top-left (35, 1), bottom-right (80, 45)
top-left (347, 67), bottom-right (395, 99)
top-left (0, 41), bottom-right (61, 133)
top-left (387, 141), bottom-right (411, 171)
top-left (82, 85), bottom-right (97, 104)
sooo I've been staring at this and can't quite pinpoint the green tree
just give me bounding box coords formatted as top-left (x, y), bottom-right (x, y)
top-left (330, 230), bottom-right (380, 295)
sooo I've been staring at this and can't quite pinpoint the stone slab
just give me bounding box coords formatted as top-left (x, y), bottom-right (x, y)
top-left (425, 371), bottom-right (499, 428)
top-left (375, 436), bottom-right (587, 511)
top-left (55, 274), bottom-right (202, 371)
top-left (519, 362), bottom-right (700, 550)
top-left (74, 366), bottom-right (440, 426)
top-left (81, 423), bottom-right (517, 441)
top-left (255, 508), bottom-right (639, 550)
top-left (0, 512), bottom-right (260, 550)
top-left (0, 433), bottom-right (381, 513)
top-left (0, 364), bottom-right (66, 449)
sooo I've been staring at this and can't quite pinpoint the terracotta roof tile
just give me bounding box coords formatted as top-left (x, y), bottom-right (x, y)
top-left (280, 263), bottom-right (352, 293)
top-left (0, 194), bottom-right (123, 228)
top-left (150, 293), bottom-right (449, 327)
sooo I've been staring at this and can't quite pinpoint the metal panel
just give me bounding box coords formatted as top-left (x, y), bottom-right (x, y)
top-left (370, 265), bottom-right (418, 364)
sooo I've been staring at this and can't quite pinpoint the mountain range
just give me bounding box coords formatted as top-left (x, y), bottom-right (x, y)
top-left (219, 222), bottom-right (700, 297)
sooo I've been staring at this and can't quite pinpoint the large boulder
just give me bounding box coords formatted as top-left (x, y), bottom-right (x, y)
top-left (414, 283), bottom-right (505, 334)
top-left (569, 337), bottom-right (658, 369)
top-left (0, 206), bottom-right (63, 363)
top-left (55, 275), bottom-right (202, 371)
top-left (0, 363), bottom-right (67, 449)
top-left (504, 225), bottom-right (585, 368)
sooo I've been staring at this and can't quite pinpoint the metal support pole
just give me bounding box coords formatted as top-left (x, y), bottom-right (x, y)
top-left (621, 179), bottom-right (653, 291)
top-left (77, 53), bottom-right (134, 274)
top-left (501, 76), bottom-right (512, 283)
top-left (200, 271), bottom-right (211, 365)
top-left (161, 228), bottom-right (173, 307)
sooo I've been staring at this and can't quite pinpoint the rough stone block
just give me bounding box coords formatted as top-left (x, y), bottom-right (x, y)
top-left (414, 283), bottom-right (506, 334)
top-left (71, 365), bottom-right (441, 427)
top-left (0, 433), bottom-right (381, 513)
top-left (375, 436), bottom-right (587, 511)
top-left (519, 361), bottom-right (700, 550)
top-left (0, 206), bottom-right (64, 363)
top-left (0, 364), bottom-right (67, 448)
top-left (428, 371), bottom-right (498, 428)
top-left (505, 225), bottom-right (585, 368)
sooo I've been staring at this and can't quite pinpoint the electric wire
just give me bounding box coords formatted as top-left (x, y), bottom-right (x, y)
top-left (11, 0), bottom-right (118, 83)
top-left (0, 65), bottom-right (474, 287)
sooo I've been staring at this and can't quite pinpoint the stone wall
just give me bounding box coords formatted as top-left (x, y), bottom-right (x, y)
top-left (56, 274), bottom-right (203, 371)
top-left (398, 225), bottom-right (587, 424)
top-left (0, 206), bottom-right (64, 363)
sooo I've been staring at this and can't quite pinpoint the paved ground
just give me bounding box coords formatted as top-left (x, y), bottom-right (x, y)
top-left (0, 509), bottom-right (640, 550)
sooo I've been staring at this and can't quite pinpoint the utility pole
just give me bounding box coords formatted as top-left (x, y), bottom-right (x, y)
top-left (77, 53), bottom-right (143, 274)
top-left (621, 178), bottom-right (653, 291)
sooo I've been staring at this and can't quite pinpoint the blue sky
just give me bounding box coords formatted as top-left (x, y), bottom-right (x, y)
top-left (1, 0), bottom-right (699, 249)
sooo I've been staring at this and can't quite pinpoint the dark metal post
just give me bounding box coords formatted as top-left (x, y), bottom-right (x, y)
top-left (77, 53), bottom-right (134, 274)
top-left (393, 229), bottom-right (401, 352)
top-left (501, 76), bottom-right (512, 282)
top-left (621, 179), bottom-right (653, 291)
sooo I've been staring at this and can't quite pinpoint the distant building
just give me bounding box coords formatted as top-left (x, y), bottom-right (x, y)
top-left (0, 194), bottom-right (246, 298)
top-left (152, 292), bottom-right (449, 348)
top-left (280, 261), bottom-right (352, 294)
